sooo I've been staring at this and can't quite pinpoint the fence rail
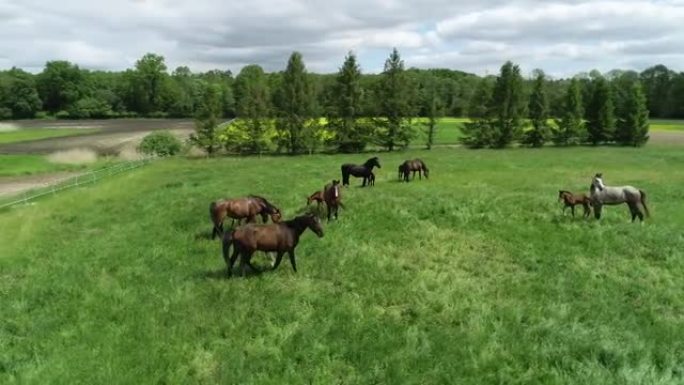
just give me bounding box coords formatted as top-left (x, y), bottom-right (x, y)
top-left (0, 158), bottom-right (153, 210)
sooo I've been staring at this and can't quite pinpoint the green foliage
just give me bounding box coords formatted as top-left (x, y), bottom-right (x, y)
top-left (616, 82), bottom-right (650, 146)
top-left (37, 61), bottom-right (86, 112)
top-left (376, 48), bottom-right (416, 151)
top-left (0, 68), bottom-right (43, 119)
top-left (68, 97), bottom-right (114, 119)
top-left (586, 76), bottom-right (616, 145)
top-left (420, 74), bottom-right (444, 150)
top-left (522, 70), bottom-right (550, 148)
top-left (553, 78), bottom-right (585, 146)
top-left (3, 147), bottom-right (684, 383)
top-left (137, 131), bottom-right (182, 157)
top-left (190, 83), bottom-right (223, 155)
top-left (274, 52), bottom-right (316, 154)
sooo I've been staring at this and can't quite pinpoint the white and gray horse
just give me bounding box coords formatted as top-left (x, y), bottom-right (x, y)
top-left (589, 173), bottom-right (650, 222)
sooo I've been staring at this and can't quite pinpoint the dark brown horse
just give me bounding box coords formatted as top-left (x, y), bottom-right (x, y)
top-left (209, 195), bottom-right (282, 239)
top-left (222, 213), bottom-right (324, 277)
top-left (306, 190), bottom-right (325, 211)
top-left (558, 190), bottom-right (592, 217)
top-left (341, 157), bottom-right (381, 187)
top-left (323, 180), bottom-right (345, 221)
top-left (399, 159), bottom-right (429, 182)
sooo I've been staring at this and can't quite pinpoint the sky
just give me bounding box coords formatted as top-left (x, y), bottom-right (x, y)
top-left (1, 0), bottom-right (684, 78)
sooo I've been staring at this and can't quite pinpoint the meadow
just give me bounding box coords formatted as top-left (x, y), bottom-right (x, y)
top-left (2, 145), bottom-right (684, 384)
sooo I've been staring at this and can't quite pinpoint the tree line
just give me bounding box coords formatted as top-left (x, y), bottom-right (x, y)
top-left (1, 50), bottom-right (679, 151)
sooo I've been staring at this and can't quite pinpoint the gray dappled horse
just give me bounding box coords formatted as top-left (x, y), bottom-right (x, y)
top-left (589, 173), bottom-right (650, 222)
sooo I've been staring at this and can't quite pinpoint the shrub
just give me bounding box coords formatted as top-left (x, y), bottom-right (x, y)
top-left (138, 131), bottom-right (182, 157)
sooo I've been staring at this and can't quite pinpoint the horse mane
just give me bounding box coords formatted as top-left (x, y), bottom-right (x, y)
top-left (559, 190), bottom-right (572, 195)
top-left (248, 195), bottom-right (278, 212)
top-left (364, 157), bottom-right (378, 167)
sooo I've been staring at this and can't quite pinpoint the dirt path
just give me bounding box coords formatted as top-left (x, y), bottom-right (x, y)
top-left (0, 172), bottom-right (84, 198)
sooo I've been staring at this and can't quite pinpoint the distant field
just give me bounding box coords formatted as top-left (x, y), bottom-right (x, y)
top-left (0, 128), bottom-right (99, 144)
top-left (650, 119), bottom-right (684, 131)
top-left (0, 154), bottom-right (111, 177)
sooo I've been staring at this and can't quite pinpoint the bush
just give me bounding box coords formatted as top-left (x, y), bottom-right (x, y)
top-left (55, 110), bottom-right (70, 119)
top-left (138, 131), bottom-right (182, 157)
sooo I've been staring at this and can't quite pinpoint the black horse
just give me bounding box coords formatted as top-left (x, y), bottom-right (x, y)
top-left (341, 157), bottom-right (381, 187)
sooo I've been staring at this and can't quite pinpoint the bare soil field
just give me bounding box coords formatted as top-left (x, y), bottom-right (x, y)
top-left (0, 119), bottom-right (195, 155)
top-left (0, 171), bottom-right (83, 198)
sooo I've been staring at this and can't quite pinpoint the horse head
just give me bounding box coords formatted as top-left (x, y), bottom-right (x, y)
top-left (365, 157), bottom-right (381, 169)
top-left (305, 213), bottom-right (324, 238)
top-left (592, 174), bottom-right (605, 192)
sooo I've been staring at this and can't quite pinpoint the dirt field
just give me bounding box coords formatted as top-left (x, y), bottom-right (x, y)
top-left (0, 172), bottom-right (84, 198)
top-left (0, 119), bottom-right (196, 155)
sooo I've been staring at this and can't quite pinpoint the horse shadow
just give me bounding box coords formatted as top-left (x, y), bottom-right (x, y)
top-left (200, 265), bottom-right (267, 280)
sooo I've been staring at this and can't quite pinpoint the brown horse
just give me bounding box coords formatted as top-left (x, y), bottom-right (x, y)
top-left (306, 190), bottom-right (324, 211)
top-left (209, 195), bottom-right (282, 239)
top-left (222, 213), bottom-right (324, 277)
top-left (323, 180), bottom-right (344, 221)
top-left (400, 159), bottom-right (429, 182)
top-left (558, 190), bottom-right (592, 218)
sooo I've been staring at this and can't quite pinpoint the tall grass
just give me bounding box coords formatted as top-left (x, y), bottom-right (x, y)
top-left (2, 147), bottom-right (684, 384)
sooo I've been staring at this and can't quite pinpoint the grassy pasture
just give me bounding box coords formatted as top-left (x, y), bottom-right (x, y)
top-left (0, 128), bottom-right (99, 144)
top-left (0, 155), bottom-right (100, 177)
top-left (2, 146), bottom-right (684, 384)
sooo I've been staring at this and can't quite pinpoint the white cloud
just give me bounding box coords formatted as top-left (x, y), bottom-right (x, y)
top-left (0, 0), bottom-right (683, 76)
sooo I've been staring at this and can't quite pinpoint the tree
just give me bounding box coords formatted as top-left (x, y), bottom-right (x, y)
top-left (274, 52), bottom-right (315, 154)
top-left (615, 82), bottom-right (649, 146)
top-left (460, 77), bottom-right (494, 148)
top-left (640, 65), bottom-right (673, 118)
top-left (586, 76), bottom-right (616, 145)
top-left (190, 83), bottom-right (223, 155)
top-left (420, 74), bottom-right (443, 149)
top-left (0, 68), bottom-right (42, 119)
top-left (553, 78), bottom-right (585, 146)
top-left (233, 65), bottom-right (271, 154)
top-left (37, 61), bottom-right (86, 113)
top-left (377, 48), bottom-right (415, 151)
top-left (327, 52), bottom-right (368, 152)
top-left (522, 70), bottom-right (550, 147)
top-left (123, 53), bottom-right (170, 115)
top-left (489, 61), bottom-right (526, 148)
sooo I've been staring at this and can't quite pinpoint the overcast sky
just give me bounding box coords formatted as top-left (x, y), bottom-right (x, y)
top-left (1, 0), bottom-right (683, 77)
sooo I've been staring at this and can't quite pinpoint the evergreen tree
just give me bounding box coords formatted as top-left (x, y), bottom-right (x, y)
top-left (234, 65), bottom-right (271, 154)
top-left (522, 70), bottom-right (550, 147)
top-left (616, 82), bottom-right (649, 146)
top-left (190, 83), bottom-right (223, 155)
top-left (489, 61), bottom-right (526, 148)
top-left (275, 52), bottom-right (315, 154)
top-left (327, 52), bottom-right (367, 152)
top-left (553, 78), bottom-right (584, 146)
top-left (460, 77), bottom-right (494, 148)
top-left (420, 74), bottom-right (443, 149)
top-left (586, 76), bottom-right (616, 145)
top-left (377, 48), bottom-right (415, 151)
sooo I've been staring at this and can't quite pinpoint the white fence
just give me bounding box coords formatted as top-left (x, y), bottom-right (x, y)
top-left (0, 158), bottom-right (153, 210)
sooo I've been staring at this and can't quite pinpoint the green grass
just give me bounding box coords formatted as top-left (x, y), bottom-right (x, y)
top-left (0, 155), bottom-right (115, 177)
top-left (650, 119), bottom-right (684, 132)
top-left (0, 128), bottom-right (98, 144)
top-left (2, 147), bottom-right (684, 384)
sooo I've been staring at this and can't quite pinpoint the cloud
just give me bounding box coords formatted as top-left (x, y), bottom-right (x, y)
top-left (1, 0), bottom-right (683, 77)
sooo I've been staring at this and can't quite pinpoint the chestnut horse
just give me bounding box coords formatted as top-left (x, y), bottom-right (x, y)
top-left (306, 190), bottom-right (324, 211)
top-left (209, 195), bottom-right (282, 239)
top-left (399, 159), bottom-right (429, 182)
top-left (341, 156), bottom-right (381, 187)
top-left (324, 180), bottom-right (345, 221)
top-left (222, 213), bottom-right (324, 277)
top-left (558, 190), bottom-right (592, 217)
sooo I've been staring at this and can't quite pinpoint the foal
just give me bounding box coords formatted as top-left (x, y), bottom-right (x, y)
top-left (558, 190), bottom-right (592, 218)
top-left (306, 190), bottom-right (324, 211)
top-left (324, 180), bottom-right (344, 221)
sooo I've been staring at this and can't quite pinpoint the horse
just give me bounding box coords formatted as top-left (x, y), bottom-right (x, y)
top-left (221, 213), bottom-right (324, 277)
top-left (399, 159), bottom-right (429, 182)
top-left (368, 171), bottom-right (376, 186)
top-left (306, 190), bottom-right (324, 211)
top-left (341, 156), bottom-right (381, 187)
top-left (397, 165), bottom-right (404, 180)
top-left (558, 190), bottom-right (592, 218)
top-left (209, 195), bottom-right (282, 239)
top-left (589, 173), bottom-right (650, 222)
top-left (323, 180), bottom-right (345, 221)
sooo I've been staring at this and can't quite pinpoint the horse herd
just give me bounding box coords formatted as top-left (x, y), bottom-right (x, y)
top-left (210, 159), bottom-right (648, 278)
top-left (209, 156), bottom-right (429, 278)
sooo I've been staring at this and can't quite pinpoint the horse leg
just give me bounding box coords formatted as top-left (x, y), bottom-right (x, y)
top-left (583, 203), bottom-right (591, 218)
top-left (334, 204), bottom-right (339, 220)
top-left (272, 251), bottom-right (285, 270)
top-left (571, 205), bottom-right (575, 217)
top-left (288, 250), bottom-right (297, 273)
top-left (419, 170), bottom-right (422, 180)
top-left (594, 204), bottom-right (602, 220)
top-left (327, 204), bottom-right (332, 222)
top-left (239, 251), bottom-right (254, 277)
top-left (227, 247), bottom-right (239, 277)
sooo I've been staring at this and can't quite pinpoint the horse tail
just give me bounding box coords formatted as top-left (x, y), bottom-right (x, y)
top-left (341, 165), bottom-right (349, 186)
top-left (640, 190), bottom-right (650, 218)
top-left (222, 230), bottom-right (233, 263)
top-left (210, 201), bottom-right (220, 239)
